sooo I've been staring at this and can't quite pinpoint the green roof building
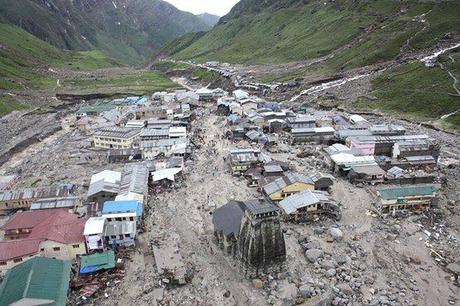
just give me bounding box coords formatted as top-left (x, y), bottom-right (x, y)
top-left (0, 257), bottom-right (71, 306)
top-left (80, 250), bottom-right (115, 275)
top-left (377, 185), bottom-right (438, 213)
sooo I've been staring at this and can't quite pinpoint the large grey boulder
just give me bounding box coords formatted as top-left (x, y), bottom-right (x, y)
top-left (329, 228), bottom-right (344, 242)
top-left (305, 249), bottom-right (324, 263)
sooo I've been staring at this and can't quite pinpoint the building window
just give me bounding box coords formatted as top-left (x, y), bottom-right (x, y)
top-left (53, 247), bottom-right (61, 251)
top-left (111, 235), bottom-right (116, 239)
top-left (72, 244), bottom-right (80, 249)
top-left (0, 262), bottom-right (6, 266)
top-left (124, 234), bottom-right (131, 238)
top-left (129, 217), bottom-right (134, 221)
top-left (13, 258), bottom-right (23, 263)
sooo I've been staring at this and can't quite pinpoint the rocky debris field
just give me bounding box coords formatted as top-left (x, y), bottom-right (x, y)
top-left (0, 74), bottom-right (459, 306)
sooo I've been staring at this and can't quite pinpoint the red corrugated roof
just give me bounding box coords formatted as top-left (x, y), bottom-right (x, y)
top-left (0, 239), bottom-right (41, 261)
top-left (3, 209), bottom-right (68, 231)
top-left (28, 210), bottom-right (85, 244)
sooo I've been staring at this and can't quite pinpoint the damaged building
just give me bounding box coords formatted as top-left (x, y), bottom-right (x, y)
top-left (213, 199), bottom-right (286, 276)
top-left (375, 185), bottom-right (438, 214)
top-left (278, 190), bottom-right (341, 221)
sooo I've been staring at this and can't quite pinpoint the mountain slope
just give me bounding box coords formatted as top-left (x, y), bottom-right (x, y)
top-left (0, 23), bottom-right (120, 91)
top-left (198, 13), bottom-right (220, 27)
top-left (0, 0), bottom-right (211, 64)
top-left (169, 0), bottom-right (460, 67)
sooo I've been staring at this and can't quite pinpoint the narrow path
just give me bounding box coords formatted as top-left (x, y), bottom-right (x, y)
top-left (438, 58), bottom-right (460, 120)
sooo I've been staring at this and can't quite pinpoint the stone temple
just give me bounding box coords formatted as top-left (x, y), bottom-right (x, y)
top-left (212, 199), bottom-right (286, 276)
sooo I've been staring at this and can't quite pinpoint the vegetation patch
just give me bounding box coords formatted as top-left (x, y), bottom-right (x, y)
top-left (60, 71), bottom-right (180, 95)
top-left (352, 54), bottom-right (460, 128)
top-left (0, 23), bottom-right (121, 90)
top-left (0, 94), bottom-right (28, 116)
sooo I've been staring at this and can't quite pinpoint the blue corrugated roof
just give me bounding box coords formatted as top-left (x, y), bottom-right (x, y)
top-left (102, 200), bottom-right (143, 217)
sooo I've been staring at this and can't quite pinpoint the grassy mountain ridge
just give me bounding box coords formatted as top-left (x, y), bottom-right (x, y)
top-left (162, 0), bottom-right (460, 129)
top-left (169, 0), bottom-right (459, 66)
top-left (0, 0), bottom-right (211, 64)
top-left (0, 23), bottom-right (120, 91)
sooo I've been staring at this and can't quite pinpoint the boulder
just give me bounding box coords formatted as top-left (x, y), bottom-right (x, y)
top-left (334, 255), bottom-right (350, 266)
top-left (299, 285), bottom-right (314, 298)
top-left (326, 269), bottom-right (336, 277)
top-left (337, 283), bottom-right (354, 296)
top-left (329, 228), bottom-right (344, 242)
top-left (252, 279), bottom-right (263, 289)
top-left (306, 249), bottom-right (324, 263)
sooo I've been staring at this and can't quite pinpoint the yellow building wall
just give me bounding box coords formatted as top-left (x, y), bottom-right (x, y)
top-left (68, 242), bottom-right (87, 258)
top-left (39, 240), bottom-right (86, 260)
top-left (269, 182), bottom-right (314, 201)
top-left (0, 254), bottom-right (38, 272)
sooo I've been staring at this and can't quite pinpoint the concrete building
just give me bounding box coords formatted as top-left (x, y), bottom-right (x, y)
top-left (141, 138), bottom-right (189, 160)
top-left (93, 127), bottom-right (140, 149)
top-left (348, 164), bottom-right (386, 184)
top-left (84, 217), bottom-right (106, 252)
top-left (376, 185), bottom-right (438, 213)
top-left (291, 127), bottom-right (335, 144)
top-left (287, 116), bottom-right (316, 129)
top-left (229, 148), bottom-right (261, 175)
top-left (87, 170), bottom-right (121, 214)
top-left (140, 128), bottom-right (170, 141)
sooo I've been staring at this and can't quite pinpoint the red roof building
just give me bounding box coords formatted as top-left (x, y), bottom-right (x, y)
top-left (3, 209), bottom-right (68, 240)
top-left (0, 239), bottom-right (41, 262)
top-left (0, 210), bottom-right (86, 269)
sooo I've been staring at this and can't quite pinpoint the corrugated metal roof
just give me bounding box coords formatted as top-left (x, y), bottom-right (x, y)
top-left (94, 127), bottom-right (140, 139)
top-left (0, 257), bottom-right (71, 306)
top-left (378, 185), bottom-right (438, 200)
top-left (140, 128), bottom-right (169, 137)
top-left (279, 190), bottom-right (320, 214)
top-left (119, 164), bottom-right (149, 196)
top-left (30, 197), bottom-right (80, 210)
top-left (80, 251), bottom-right (115, 274)
top-left (263, 172), bottom-right (314, 195)
top-left (0, 238), bottom-right (41, 261)
top-left (102, 200), bottom-right (143, 217)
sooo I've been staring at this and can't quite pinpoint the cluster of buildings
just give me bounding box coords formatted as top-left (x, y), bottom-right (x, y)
top-left (0, 89), bottom-right (205, 303)
top-left (209, 89), bottom-right (443, 274)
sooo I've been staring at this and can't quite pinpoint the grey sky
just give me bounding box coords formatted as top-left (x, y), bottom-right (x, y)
top-left (163, 0), bottom-right (240, 16)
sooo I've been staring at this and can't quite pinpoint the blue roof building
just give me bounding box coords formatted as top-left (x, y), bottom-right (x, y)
top-left (102, 200), bottom-right (143, 217)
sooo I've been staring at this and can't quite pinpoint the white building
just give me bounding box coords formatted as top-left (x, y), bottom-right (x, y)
top-left (84, 217), bottom-right (106, 252)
